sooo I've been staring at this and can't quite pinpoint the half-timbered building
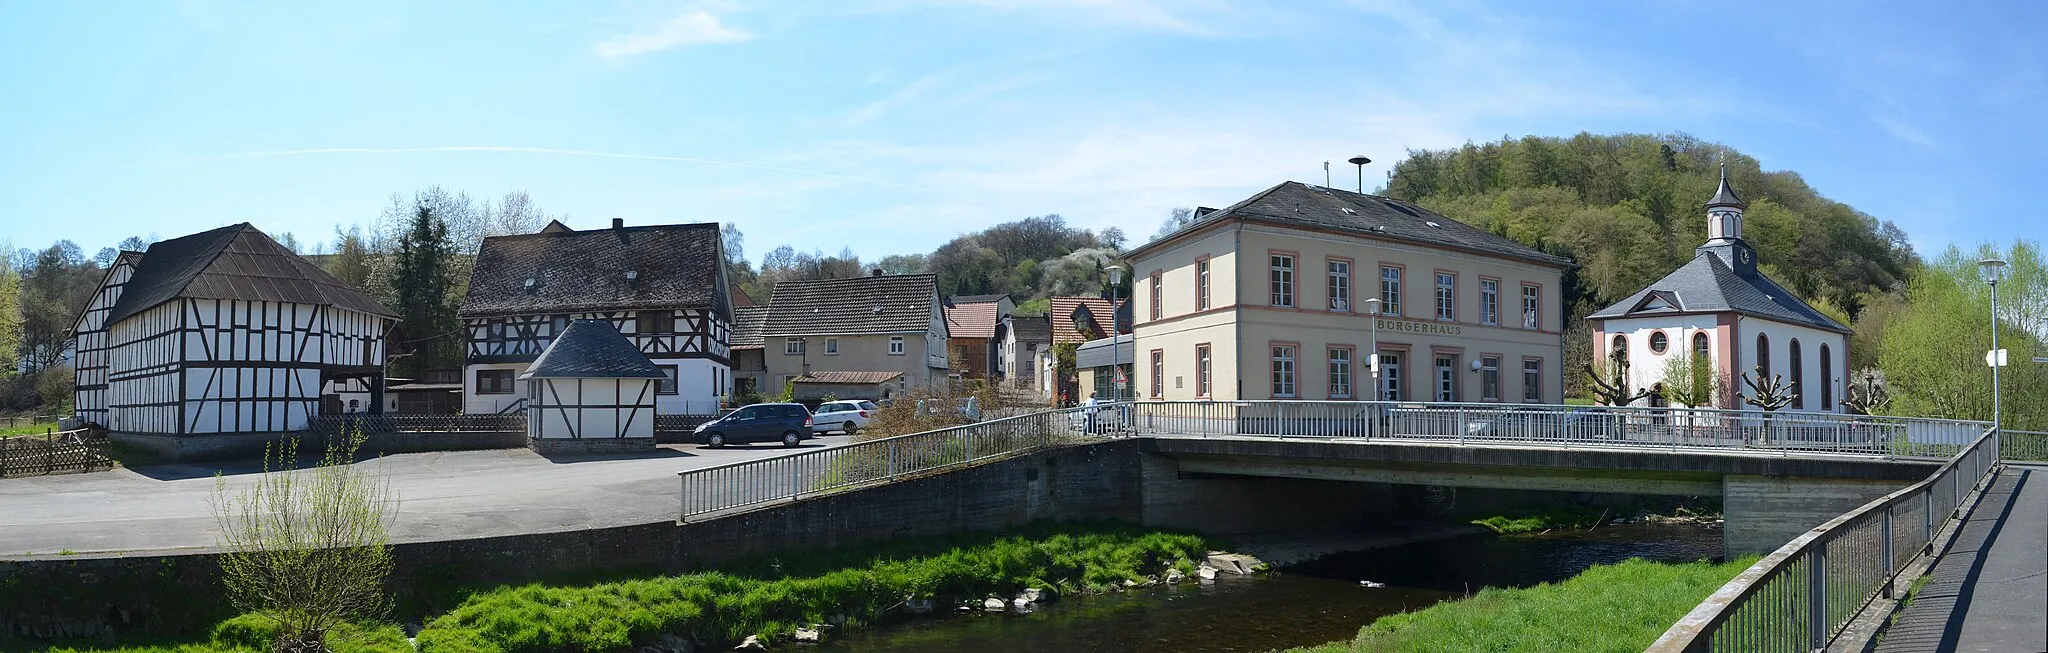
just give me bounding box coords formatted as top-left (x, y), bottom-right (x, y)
top-left (70, 223), bottom-right (396, 438)
top-left (522, 320), bottom-right (665, 452)
top-left (459, 219), bottom-right (732, 416)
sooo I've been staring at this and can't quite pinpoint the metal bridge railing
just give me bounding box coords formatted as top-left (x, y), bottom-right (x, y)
top-left (677, 405), bottom-right (1107, 521)
top-left (2001, 429), bottom-right (2048, 462)
top-left (1125, 400), bottom-right (1985, 457)
top-left (1645, 425), bottom-right (2002, 652)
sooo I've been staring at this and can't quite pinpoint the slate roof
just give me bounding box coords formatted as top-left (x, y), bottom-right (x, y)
top-left (944, 301), bottom-right (1003, 339)
top-left (792, 371), bottom-right (904, 385)
top-left (521, 320), bottom-right (667, 379)
top-left (730, 306), bottom-right (768, 350)
top-left (1707, 164), bottom-right (1746, 209)
top-left (1130, 181), bottom-right (1571, 268)
top-left (762, 274), bottom-right (942, 337)
top-left (1009, 315), bottom-right (1051, 344)
top-left (460, 222), bottom-right (728, 318)
top-left (1588, 250), bottom-right (1852, 334)
top-left (106, 223), bottom-right (394, 325)
top-left (1049, 296), bottom-right (1121, 344)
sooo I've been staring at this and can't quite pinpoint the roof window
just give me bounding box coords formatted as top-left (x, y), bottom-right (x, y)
top-left (1425, 221), bottom-right (1442, 229)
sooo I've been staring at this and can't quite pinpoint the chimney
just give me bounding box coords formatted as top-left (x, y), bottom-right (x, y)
top-left (871, 268), bottom-right (884, 277)
top-left (611, 218), bottom-right (625, 230)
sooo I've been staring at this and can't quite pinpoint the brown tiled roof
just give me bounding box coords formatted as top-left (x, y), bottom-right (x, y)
top-left (730, 306), bottom-right (768, 350)
top-left (1049, 296), bottom-right (1119, 344)
top-left (944, 300), bottom-right (1002, 339)
top-left (107, 223), bottom-right (395, 324)
top-left (459, 222), bottom-right (729, 318)
top-left (792, 370), bottom-right (904, 385)
top-left (763, 274), bottom-right (940, 337)
top-left (730, 285), bottom-right (758, 308)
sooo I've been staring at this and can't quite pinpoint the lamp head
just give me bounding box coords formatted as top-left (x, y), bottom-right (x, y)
top-left (1979, 258), bottom-right (2009, 285)
top-left (1347, 155), bottom-right (1372, 166)
top-left (1106, 263), bottom-right (1126, 285)
top-left (1363, 297), bottom-right (1382, 315)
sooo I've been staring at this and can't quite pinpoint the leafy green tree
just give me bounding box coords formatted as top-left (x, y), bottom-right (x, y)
top-left (1659, 350), bottom-right (1720, 409)
top-left (388, 199), bottom-right (458, 377)
top-left (16, 241), bottom-right (97, 372)
top-left (0, 253), bottom-right (21, 378)
top-left (325, 226), bottom-right (375, 293)
top-left (1878, 241), bottom-right (2048, 429)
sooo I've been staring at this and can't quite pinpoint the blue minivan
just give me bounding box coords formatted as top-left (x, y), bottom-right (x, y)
top-left (692, 403), bottom-right (815, 448)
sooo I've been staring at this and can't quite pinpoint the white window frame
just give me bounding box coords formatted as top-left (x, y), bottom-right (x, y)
top-left (1480, 356), bottom-right (1500, 401)
top-left (1380, 266), bottom-right (1402, 317)
top-left (1270, 255), bottom-right (1295, 307)
top-left (785, 338), bottom-right (804, 355)
top-left (889, 336), bottom-right (905, 355)
top-left (1480, 279), bottom-right (1499, 326)
top-left (1328, 348), bottom-right (1352, 399)
top-left (1196, 259), bottom-right (1211, 311)
top-left (824, 337), bottom-right (840, 355)
top-left (1522, 285), bottom-right (1541, 330)
top-left (1196, 345), bottom-right (1212, 397)
top-left (1272, 345), bottom-right (1297, 398)
top-left (1435, 273), bottom-right (1455, 321)
top-left (1328, 260), bottom-right (1351, 312)
top-left (1149, 272), bottom-right (1163, 321)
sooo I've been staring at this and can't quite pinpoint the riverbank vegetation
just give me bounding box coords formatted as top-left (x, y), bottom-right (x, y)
top-left (1469, 501), bottom-right (1721, 535)
top-left (14, 524), bottom-right (1216, 653)
top-left (1276, 556), bottom-right (1756, 653)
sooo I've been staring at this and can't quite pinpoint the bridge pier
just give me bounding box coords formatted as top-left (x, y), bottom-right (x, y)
top-left (1721, 474), bottom-right (1904, 556)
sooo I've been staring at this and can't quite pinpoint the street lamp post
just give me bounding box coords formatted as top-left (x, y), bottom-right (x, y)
top-left (1106, 264), bottom-right (1126, 404)
top-left (1979, 257), bottom-right (2008, 433)
top-left (1365, 298), bottom-right (1382, 399)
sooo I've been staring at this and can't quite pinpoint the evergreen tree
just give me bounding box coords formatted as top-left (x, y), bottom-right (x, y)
top-left (388, 200), bottom-right (457, 377)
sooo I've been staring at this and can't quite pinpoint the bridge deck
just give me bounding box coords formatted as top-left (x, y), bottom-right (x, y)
top-left (1876, 464), bottom-right (2047, 653)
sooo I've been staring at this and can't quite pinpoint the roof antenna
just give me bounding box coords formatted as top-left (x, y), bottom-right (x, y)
top-left (1324, 161), bottom-right (1331, 188)
top-left (1347, 155), bottom-right (1372, 193)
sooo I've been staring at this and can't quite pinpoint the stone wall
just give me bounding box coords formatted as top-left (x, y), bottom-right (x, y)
top-left (526, 436), bottom-right (658, 455)
top-left (0, 439), bottom-right (1146, 643)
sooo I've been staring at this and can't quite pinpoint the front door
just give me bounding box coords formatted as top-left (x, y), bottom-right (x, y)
top-left (1436, 356), bottom-right (1456, 402)
top-left (1381, 353), bottom-right (1402, 401)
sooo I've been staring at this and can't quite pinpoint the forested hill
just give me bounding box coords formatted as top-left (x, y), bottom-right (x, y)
top-left (1381, 133), bottom-right (1919, 320)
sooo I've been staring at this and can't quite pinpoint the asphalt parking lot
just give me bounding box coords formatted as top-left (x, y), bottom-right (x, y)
top-left (0, 435), bottom-right (853, 556)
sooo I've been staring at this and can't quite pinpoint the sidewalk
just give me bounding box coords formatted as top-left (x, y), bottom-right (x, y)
top-left (1876, 464), bottom-right (2047, 653)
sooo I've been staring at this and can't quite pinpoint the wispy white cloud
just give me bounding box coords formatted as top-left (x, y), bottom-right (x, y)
top-left (877, 0), bottom-right (1244, 36)
top-left (166, 146), bottom-right (917, 189)
top-left (594, 10), bottom-right (751, 59)
top-left (847, 76), bottom-right (945, 126)
top-left (1870, 112), bottom-right (1940, 151)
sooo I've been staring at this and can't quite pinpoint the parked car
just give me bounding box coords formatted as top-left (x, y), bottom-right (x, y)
top-left (812, 400), bottom-right (876, 434)
top-left (692, 403), bottom-right (815, 447)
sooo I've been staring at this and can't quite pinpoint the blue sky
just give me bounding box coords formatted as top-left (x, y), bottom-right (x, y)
top-left (2, 0), bottom-right (2043, 263)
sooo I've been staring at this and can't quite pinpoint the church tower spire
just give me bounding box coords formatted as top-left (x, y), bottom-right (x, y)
top-left (1697, 161), bottom-right (1759, 274)
top-left (1705, 162), bottom-right (1746, 241)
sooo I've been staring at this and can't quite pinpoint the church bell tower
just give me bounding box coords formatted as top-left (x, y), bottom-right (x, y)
top-left (1698, 162), bottom-right (1758, 274)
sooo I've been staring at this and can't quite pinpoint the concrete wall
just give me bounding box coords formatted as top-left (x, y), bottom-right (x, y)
top-left (1722, 474), bottom-right (1902, 555)
top-left (1139, 451), bottom-right (1396, 533)
top-left (0, 440), bottom-right (1146, 643)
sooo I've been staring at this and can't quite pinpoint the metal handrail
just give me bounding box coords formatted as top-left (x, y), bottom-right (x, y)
top-left (1646, 425), bottom-right (2002, 652)
top-left (677, 405), bottom-right (1111, 521)
top-left (1121, 400), bottom-right (1985, 458)
top-left (2001, 429), bottom-right (2048, 462)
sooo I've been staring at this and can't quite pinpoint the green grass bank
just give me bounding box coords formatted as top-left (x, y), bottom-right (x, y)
top-left (13, 523), bottom-right (1217, 653)
top-left (1274, 555), bottom-right (1756, 653)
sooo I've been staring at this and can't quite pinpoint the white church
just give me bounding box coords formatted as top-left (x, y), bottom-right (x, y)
top-left (1588, 165), bottom-right (1852, 412)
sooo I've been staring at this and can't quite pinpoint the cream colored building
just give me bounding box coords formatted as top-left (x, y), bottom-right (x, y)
top-left (757, 273), bottom-right (949, 400)
top-left (1126, 182), bottom-right (1572, 404)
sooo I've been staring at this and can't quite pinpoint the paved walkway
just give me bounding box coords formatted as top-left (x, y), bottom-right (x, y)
top-left (0, 436), bottom-right (851, 556)
top-left (1877, 464), bottom-right (2047, 653)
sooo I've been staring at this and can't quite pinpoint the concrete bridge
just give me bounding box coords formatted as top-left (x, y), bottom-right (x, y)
top-left (678, 401), bottom-right (1984, 557)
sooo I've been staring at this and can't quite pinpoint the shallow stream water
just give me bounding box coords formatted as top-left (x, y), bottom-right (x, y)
top-left (812, 523), bottom-right (1724, 653)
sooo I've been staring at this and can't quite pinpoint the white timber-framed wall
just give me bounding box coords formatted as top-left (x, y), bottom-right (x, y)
top-left (103, 298), bottom-right (388, 434)
top-left (71, 254), bottom-right (138, 426)
top-left (464, 308), bottom-right (731, 415)
top-left (525, 376), bottom-right (658, 440)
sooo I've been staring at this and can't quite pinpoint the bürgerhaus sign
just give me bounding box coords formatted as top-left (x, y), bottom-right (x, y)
top-left (1376, 317), bottom-right (1463, 336)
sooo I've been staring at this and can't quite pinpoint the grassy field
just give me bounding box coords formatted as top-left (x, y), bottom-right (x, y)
top-left (0, 423), bottom-right (63, 437)
top-left (1273, 556), bottom-right (1756, 653)
top-left (15, 523), bottom-right (1216, 653)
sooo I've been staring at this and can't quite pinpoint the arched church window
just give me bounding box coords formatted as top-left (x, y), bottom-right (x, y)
top-left (1693, 332), bottom-right (1710, 358)
top-left (1612, 334), bottom-right (1628, 359)
top-left (1649, 331), bottom-right (1669, 354)
top-left (1819, 344), bottom-right (1833, 411)
top-left (1789, 339), bottom-right (1804, 410)
top-left (1756, 334), bottom-right (1771, 379)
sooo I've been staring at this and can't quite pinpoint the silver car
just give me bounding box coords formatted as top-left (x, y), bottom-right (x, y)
top-left (812, 400), bottom-right (877, 434)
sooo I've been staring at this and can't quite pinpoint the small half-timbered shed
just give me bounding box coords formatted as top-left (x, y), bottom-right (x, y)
top-left (460, 219), bottom-right (732, 416)
top-left (71, 223), bottom-right (396, 437)
top-left (521, 320), bottom-right (665, 452)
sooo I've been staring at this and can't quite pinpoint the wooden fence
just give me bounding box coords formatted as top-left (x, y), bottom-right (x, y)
top-left (0, 429), bottom-right (112, 478)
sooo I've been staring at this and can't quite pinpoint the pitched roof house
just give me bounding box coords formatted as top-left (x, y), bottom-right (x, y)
top-left (459, 219), bottom-right (732, 415)
top-left (70, 223), bottom-right (396, 445)
top-left (522, 319), bottom-right (667, 451)
top-left (1049, 296), bottom-right (1125, 344)
top-left (758, 273), bottom-right (949, 400)
top-left (943, 294), bottom-right (1014, 379)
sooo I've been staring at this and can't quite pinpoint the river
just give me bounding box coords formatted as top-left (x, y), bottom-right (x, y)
top-left (813, 523), bottom-right (1723, 653)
